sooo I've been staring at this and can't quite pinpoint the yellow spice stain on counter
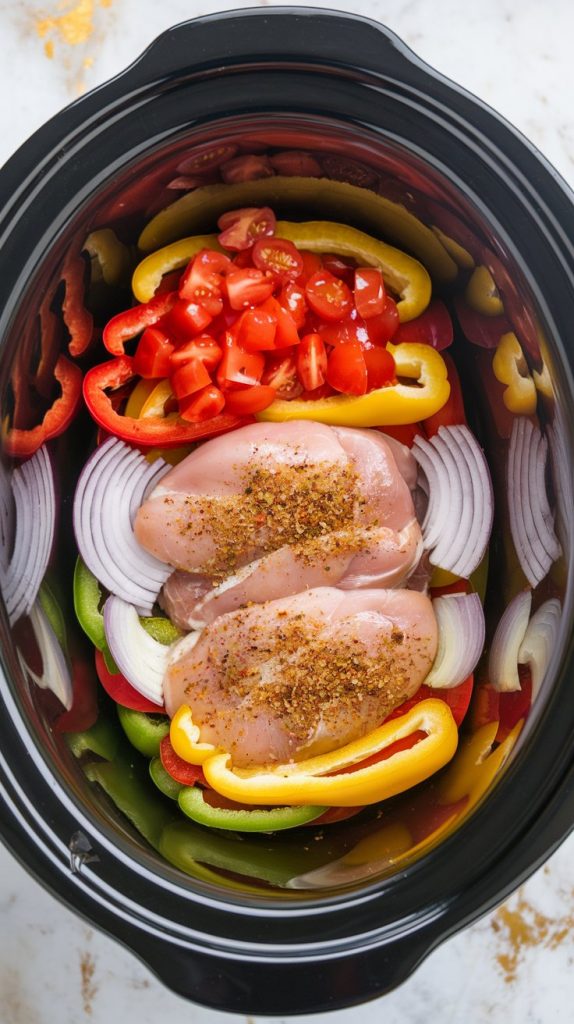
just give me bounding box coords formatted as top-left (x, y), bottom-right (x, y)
top-left (32, 0), bottom-right (113, 92)
top-left (490, 888), bottom-right (574, 983)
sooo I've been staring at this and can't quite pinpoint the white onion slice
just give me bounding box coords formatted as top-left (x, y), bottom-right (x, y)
top-left (424, 593), bottom-right (485, 689)
top-left (73, 438), bottom-right (172, 615)
top-left (103, 595), bottom-right (170, 705)
top-left (507, 418), bottom-right (561, 588)
top-left (518, 598), bottom-right (561, 699)
top-left (413, 425), bottom-right (493, 579)
top-left (17, 599), bottom-right (73, 710)
top-left (488, 590), bottom-right (532, 692)
top-left (547, 409), bottom-right (573, 551)
top-left (2, 446), bottom-right (56, 625)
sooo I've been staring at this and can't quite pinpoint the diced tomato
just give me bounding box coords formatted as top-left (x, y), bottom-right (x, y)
top-left (326, 343), bottom-right (368, 396)
top-left (377, 423), bottom-right (425, 447)
top-left (224, 384), bottom-right (276, 415)
top-left (318, 308), bottom-right (370, 347)
top-left (363, 346), bottom-right (396, 390)
top-left (233, 249), bottom-right (254, 269)
top-left (160, 735), bottom-right (207, 786)
top-left (252, 238), bottom-right (304, 282)
top-left (217, 334), bottom-right (265, 389)
top-left (177, 144), bottom-right (239, 176)
top-left (261, 351), bottom-right (303, 399)
top-left (220, 155), bottom-right (274, 185)
top-left (268, 150), bottom-right (322, 177)
top-left (179, 384), bottom-right (225, 423)
top-left (225, 268), bottom-right (275, 310)
top-left (217, 206), bottom-right (276, 251)
top-left (393, 299), bottom-right (453, 350)
top-left (179, 249), bottom-right (232, 315)
top-left (299, 382), bottom-right (336, 401)
top-left (364, 296), bottom-right (400, 344)
top-left (297, 251), bottom-right (323, 284)
top-left (274, 305), bottom-right (301, 349)
top-left (296, 334), bottom-right (328, 391)
top-left (354, 268), bottom-right (386, 319)
top-left (322, 254), bottom-right (355, 286)
top-left (170, 358), bottom-right (212, 399)
top-left (306, 270), bottom-right (353, 322)
top-left (133, 327), bottom-right (175, 379)
top-left (95, 649), bottom-right (164, 713)
top-left (237, 307), bottom-right (277, 351)
top-left (321, 154), bottom-right (379, 189)
top-left (424, 352), bottom-right (467, 435)
top-left (279, 281), bottom-right (307, 328)
top-left (166, 298), bottom-right (212, 339)
top-left (169, 335), bottom-right (222, 373)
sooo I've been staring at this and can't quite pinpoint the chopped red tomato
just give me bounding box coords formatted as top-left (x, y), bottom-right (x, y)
top-left (168, 335), bottom-right (222, 373)
top-left (237, 307), bottom-right (278, 351)
top-left (179, 249), bottom-right (232, 315)
top-left (217, 205), bottom-right (276, 251)
top-left (322, 254), bottom-right (355, 286)
top-left (279, 281), bottom-right (307, 328)
top-left (394, 299), bottom-right (453, 350)
top-left (364, 296), bottom-right (400, 344)
top-left (226, 268), bottom-right (275, 310)
top-left (160, 735), bottom-right (207, 786)
top-left (217, 335), bottom-right (265, 389)
top-left (261, 351), bottom-right (303, 399)
top-left (170, 358), bottom-right (212, 399)
top-left (252, 238), bottom-right (304, 281)
top-left (179, 384), bottom-right (225, 423)
top-left (224, 385), bottom-right (276, 415)
top-left (326, 343), bottom-right (368, 396)
top-left (296, 334), bottom-right (328, 391)
top-left (95, 649), bottom-right (164, 713)
top-left (318, 308), bottom-right (370, 347)
top-left (306, 270), bottom-right (353, 322)
top-left (166, 298), bottom-right (212, 339)
top-left (354, 268), bottom-right (386, 319)
top-left (133, 327), bottom-right (174, 379)
top-left (297, 251), bottom-right (323, 284)
top-left (220, 155), bottom-right (274, 184)
top-left (363, 346), bottom-right (396, 389)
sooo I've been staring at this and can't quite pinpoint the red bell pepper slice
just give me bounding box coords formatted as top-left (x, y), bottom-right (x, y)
top-left (95, 648), bottom-right (164, 713)
top-left (423, 352), bottom-right (467, 436)
top-left (82, 355), bottom-right (245, 446)
top-left (103, 292), bottom-right (177, 356)
top-left (62, 255), bottom-right (94, 357)
top-left (4, 355), bottom-right (83, 459)
top-left (497, 665), bottom-right (532, 742)
top-left (454, 296), bottom-right (511, 350)
top-left (393, 299), bottom-right (453, 350)
top-left (54, 652), bottom-right (98, 734)
top-left (159, 735), bottom-right (208, 786)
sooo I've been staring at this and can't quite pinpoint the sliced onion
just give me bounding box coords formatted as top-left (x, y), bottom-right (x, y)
top-left (0, 459), bottom-right (14, 572)
top-left (2, 446), bottom-right (56, 625)
top-left (488, 590), bottom-right (532, 692)
top-left (103, 595), bottom-right (171, 705)
top-left (548, 409), bottom-right (573, 551)
top-left (424, 593), bottom-right (485, 689)
top-left (518, 598), bottom-right (561, 699)
top-left (17, 599), bottom-right (72, 709)
top-left (507, 418), bottom-right (561, 588)
top-left (74, 438), bottom-right (171, 616)
top-left (413, 425), bottom-right (493, 579)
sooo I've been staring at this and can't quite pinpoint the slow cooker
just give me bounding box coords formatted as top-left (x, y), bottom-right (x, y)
top-left (0, 7), bottom-right (573, 1015)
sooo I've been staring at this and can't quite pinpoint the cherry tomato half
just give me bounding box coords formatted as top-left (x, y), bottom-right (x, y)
top-left (177, 144), bottom-right (239, 176)
top-left (224, 384), bottom-right (277, 415)
top-left (364, 296), bottom-right (400, 344)
top-left (326, 342), bottom-right (368, 396)
top-left (179, 249), bottom-right (232, 315)
top-left (217, 206), bottom-right (276, 251)
top-left (354, 268), bottom-right (386, 319)
top-left (363, 346), bottom-right (396, 390)
top-left (237, 308), bottom-right (278, 352)
top-left (296, 333), bottom-right (328, 391)
top-left (252, 238), bottom-right (304, 282)
top-left (305, 269), bottom-right (353, 322)
top-left (261, 351), bottom-right (303, 399)
top-left (322, 254), bottom-right (355, 286)
top-left (220, 155), bottom-right (274, 185)
top-left (279, 281), bottom-right (307, 328)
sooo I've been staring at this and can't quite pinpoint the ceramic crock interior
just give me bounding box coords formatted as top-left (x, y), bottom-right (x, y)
top-left (1, 114), bottom-right (572, 899)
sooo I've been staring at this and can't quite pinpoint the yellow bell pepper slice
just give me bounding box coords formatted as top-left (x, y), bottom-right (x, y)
top-left (465, 265), bottom-right (505, 316)
top-left (84, 228), bottom-right (131, 287)
top-left (170, 700), bottom-right (458, 807)
top-left (431, 225), bottom-right (475, 270)
top-left (132, 234), bottom-right (222, 303)
top-left (137, 176), bottom-right (458, 285)
top-left (257, 342), bottom-right (450, 427)
top-left (274, 220), bottom-right (430, 322)
top-left (492, 332), bottom-right (537, 415)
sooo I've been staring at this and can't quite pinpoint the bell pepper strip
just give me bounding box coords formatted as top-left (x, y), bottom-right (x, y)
top-left (54, 651), bottom-right (99, 734)
top-left (66, 714), bottom-right (120, 761)
top-left (431, 225), bottom-right (474, 270)
top-left (103, 292), bottom-right (177, 356)
top-left (423, 351), bottom-right (467, 435)
top-left (85, 753), bottom-right (175, 850)
top-left (159, 735), bottom-right (208, 787)
top-left (170, 700), bottom-right (458, 806)
top-left (438, 719), bottom-right (522, 808)
top-left (492, 332), bottom-right (537, 415)
top-left (34, 296), bottom-right (63, 399)
top-left (256, 343), bottom-right (450, 427)
top-left (464, 265), bottom-right (505, 317)
top-left (137, 176), bottom-right (458, 285)
top-left (117, 706), bottom-right (170, 758)
top-left (132, 234), bottom-right (221, 303)
top-left (82, 356), bottom-right (245, 446)
top-left (392, 298), bottom-right (453, 350)
top-left (178, 785), bottom-right (327, 832)
top-left (73, 557), bottom-right (108, 653)
top-left (61, 255), bottom-right (94, 357)
top-left (95, 648), bottom-right (165, 713)
top-left (149, 756), bottom-right (184, 800)
top-left (4, 355), bottom-right (83, 458)
top-left (83, 229), bottom-right (131, 287)
top-left (454, 295), bottom-right (511, 349)
top-left (386, 677), bottom-right (474, 729)
top-left (38, 579), bottom-right (67, 653)
top-left (533, 360), bottom-right (554, 400)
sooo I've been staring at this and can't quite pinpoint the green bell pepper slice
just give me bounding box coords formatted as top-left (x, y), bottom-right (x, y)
top-left (178, 786), bottom-right (327, 833)
top-left (149, 756), bottom-right (184, 800)
top-left (73, 557), bottom-right (118, 672)
top-left (117, 706), bottom-right (170, 758)
top-left (85, 753), bottom-right (174, 849)
top-left (66, 715), bottom-right (120, 761)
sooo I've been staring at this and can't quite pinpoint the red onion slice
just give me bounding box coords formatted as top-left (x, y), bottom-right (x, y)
top-left (518, 598), bottom-right (561, 699)
top-left (17, 599), bottom-right (72, 709)
top-left (413, 425), bottom-right (493, 579)
top-left (507, 418), bottom-right (561, 587)
top-left (73, 438), bottom-right (172, 615)
top-left (424, 593), bottom-right (485, 689)
top-left (2, 446), bottom-right (55, 625)
top-left (103, 595), bottom-right (170, 705)
top-left (488, 590), bottom-right (532, 692)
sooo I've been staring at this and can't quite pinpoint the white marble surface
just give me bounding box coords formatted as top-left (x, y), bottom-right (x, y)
top-left (1, 1), bottom-right (574, 1022)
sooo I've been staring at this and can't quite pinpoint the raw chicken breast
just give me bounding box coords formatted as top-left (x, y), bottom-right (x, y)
top-left (164, 586), bottom-right (437, 767)
top-left (135, 421), bottom-right (422, 627)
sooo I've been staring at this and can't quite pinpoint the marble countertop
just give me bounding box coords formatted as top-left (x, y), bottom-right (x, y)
top-left (0, 1), bottom-right (573, 1022)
